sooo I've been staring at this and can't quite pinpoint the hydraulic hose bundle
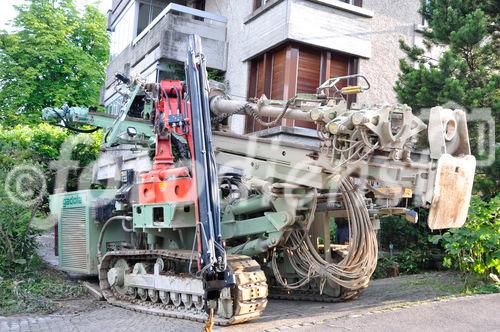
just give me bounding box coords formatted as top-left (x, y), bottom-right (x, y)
top-left (272, 178), bottom-right (378, 292)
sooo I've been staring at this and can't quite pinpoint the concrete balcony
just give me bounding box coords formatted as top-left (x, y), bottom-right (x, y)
top-left (241, 0), bottom-right (373, 60)
top-left (105, 4), bottom-right (227, 90)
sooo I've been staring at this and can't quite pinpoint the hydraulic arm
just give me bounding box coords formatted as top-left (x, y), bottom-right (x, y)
top-left (185, 35), bottom-right (233, 300)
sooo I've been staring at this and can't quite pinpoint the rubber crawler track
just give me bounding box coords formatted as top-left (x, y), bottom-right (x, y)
top-left (98, 249), bottom-right (268, 326)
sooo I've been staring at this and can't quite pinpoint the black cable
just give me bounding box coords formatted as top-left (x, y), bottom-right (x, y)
top-left (51, 109), bottom-right (100, 133)
top-left (173, 86), bottom-right (181, 114)
top-left (161, 88), bottom-right (172, 112)
top-left (55, 123), bottom-right (100, 133)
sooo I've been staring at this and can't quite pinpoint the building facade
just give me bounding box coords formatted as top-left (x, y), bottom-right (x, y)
top-left (103, 0), bottom-right (423, 133)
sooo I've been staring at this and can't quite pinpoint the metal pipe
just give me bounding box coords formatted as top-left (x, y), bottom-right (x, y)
top-left (226, 237), bottom-right (271, 256)
top-left (97, 216), bottom-right (133, 259)
top-left (320, 212), bottom-right (332, 263)
top-left (229, 195), bottom-right (273, 216)
top-left (210, 96), bottom-right (314, 123)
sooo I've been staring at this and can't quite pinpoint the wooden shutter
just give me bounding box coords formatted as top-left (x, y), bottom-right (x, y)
top-left (271, 49), bottom-right (286, 99)
top-left (295, 47), bottom-right (321, 128)
top-left (256, 57), bottom-right (265, 97)
top-left (246, 45), bottom-right (356, 132)
top-left (297, 48), bottom-right (321, 94)
top-left (330, 53), bottom-right (349, 89)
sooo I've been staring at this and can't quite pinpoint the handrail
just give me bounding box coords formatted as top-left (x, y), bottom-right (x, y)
top-left (133, 3), bottom-right (227, 46)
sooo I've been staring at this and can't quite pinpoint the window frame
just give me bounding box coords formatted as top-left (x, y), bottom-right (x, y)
top-left (338, 0), bottom-right (363, 7)
top-left (253, 0), bottom-right (275, 12)
top-left (135, 0), bottom-right (170, 37)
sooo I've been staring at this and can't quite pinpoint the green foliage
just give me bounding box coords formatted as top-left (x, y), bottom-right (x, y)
top-left (0, 123), bottom-right (102, 200)
top-left (0, 123), bottom-right (101, 172)
top-left (394, 0), bottom-right (500, 198)
top-left (207, 68), bottom-right (225, 82)
top-left (0, 124), bottom-right (101, 276)
top-left (0, 197), bottom-right (39, 276)
top-left (396, 248), bottom-right (436, 274)
top-left (0, 0), bottom-right (110, 125)
top-left (430, 195), bottom-right (500, 277)
top-left (0, 123), bottom-right (68, 167)
top-left (0, 1), bottom-right (104, 314)
top-left (372, 253), bottom-right (399, 279)
top-left (378, 214), bottom-right (444, 276)
top-left (396, 1), bottom-right (499, 110)
top-left (380, 214), bottom-right (431, 251)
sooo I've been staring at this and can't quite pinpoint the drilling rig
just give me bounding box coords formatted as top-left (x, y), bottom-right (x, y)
top-left (43, 35), bottom-right (476, 325)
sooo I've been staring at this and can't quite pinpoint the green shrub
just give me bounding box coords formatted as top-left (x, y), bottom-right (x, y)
top-left (0, 169), bottom-right (41, 277)
top-left (207, 68), bottom-right (225, 82)
top-left (0, 124), bottom-right (101, 277)
top-left (430, 195), bottom-right (500, 277)
top-left (379, 212), bottom-right (443, 275)
top-left (395, 248), bottom-right (442, 274)
top-left (0, 123), bottom-right (101, 171)
top-left (0, 123), bottom-right (68, 167)
top-left (380, 212), bottom-right (432, 251)
top-left (372, 253), bottom-right (399, 279)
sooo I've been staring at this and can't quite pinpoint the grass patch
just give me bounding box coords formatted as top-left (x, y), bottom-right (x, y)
top-left (0, 255), bottom-right (87, 316)
top-left (399, 271), bottom-right (500, 296)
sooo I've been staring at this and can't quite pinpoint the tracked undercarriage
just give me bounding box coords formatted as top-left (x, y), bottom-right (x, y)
top-left (99, 250), bottom-right (268, 325)
top-left (99, 250), bottom-right (359, 326)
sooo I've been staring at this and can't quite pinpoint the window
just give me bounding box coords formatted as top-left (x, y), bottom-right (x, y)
top-left (136, 1), bottom-right (192, 36)
top-left (339, 0), bottom-right (363, 7)
top-left (246, 43), bottom-right (358, 132)
top-left (157, 61), bottom-right (186, 81)
top-left (110, 3), bottom-right (136, 57)
top-left (106, 96), bottom-right (125, 115)
top-left (253, 0), bottom-right (271, 11)
top-left (137, 1), bottom-right (164, 36)
top-left (193, 0), bottom-right (206, 20)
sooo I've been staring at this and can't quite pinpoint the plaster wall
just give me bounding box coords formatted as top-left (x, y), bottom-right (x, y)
top-left (357, 0), bottom-right (422, 106)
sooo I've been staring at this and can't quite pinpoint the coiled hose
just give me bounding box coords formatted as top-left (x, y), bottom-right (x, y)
top-left (272, 178), bottom-right (378, 291)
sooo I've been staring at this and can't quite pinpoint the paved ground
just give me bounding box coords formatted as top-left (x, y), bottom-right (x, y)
top-left (1, 273), bottom-right (498, 332)
top-left (1, 234), bottom-right (496, 331)
top-left (298, 293), bottom-right (500, 332)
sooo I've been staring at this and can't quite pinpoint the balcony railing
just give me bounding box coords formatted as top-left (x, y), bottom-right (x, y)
top-left (133, 3), bottom-right (227, 46)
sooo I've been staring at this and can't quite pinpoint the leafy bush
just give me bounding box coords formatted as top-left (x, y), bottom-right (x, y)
top-left (0, 169), bottom-right (42, 277)
top-left (395, 248), bottom-right (443, 274)
top-left (380, 212), bottom-right (431, 251)
top-left (0, 123), bottom-right (101, 204)
top-left (430, 195), bottom-right (500, 277)
top-left (0, 123), bottom-right (68, 167)
top-left (0, 123), bottom-right (101, 171)
top-left (207, 68), bottom-right (225, 82)
top-left (379, 212), bottom-right (443, 275)
top-left (0, 123), bottom-right (101, 277)
top-left (372, 253), bottom-right (399, 279)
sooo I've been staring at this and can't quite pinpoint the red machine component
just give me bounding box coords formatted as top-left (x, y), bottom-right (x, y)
top-left (138, 80), bottom-right (195, 204)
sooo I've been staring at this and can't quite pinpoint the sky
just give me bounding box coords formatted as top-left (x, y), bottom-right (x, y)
top-left (0, 0), bottom-right (112, 32)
